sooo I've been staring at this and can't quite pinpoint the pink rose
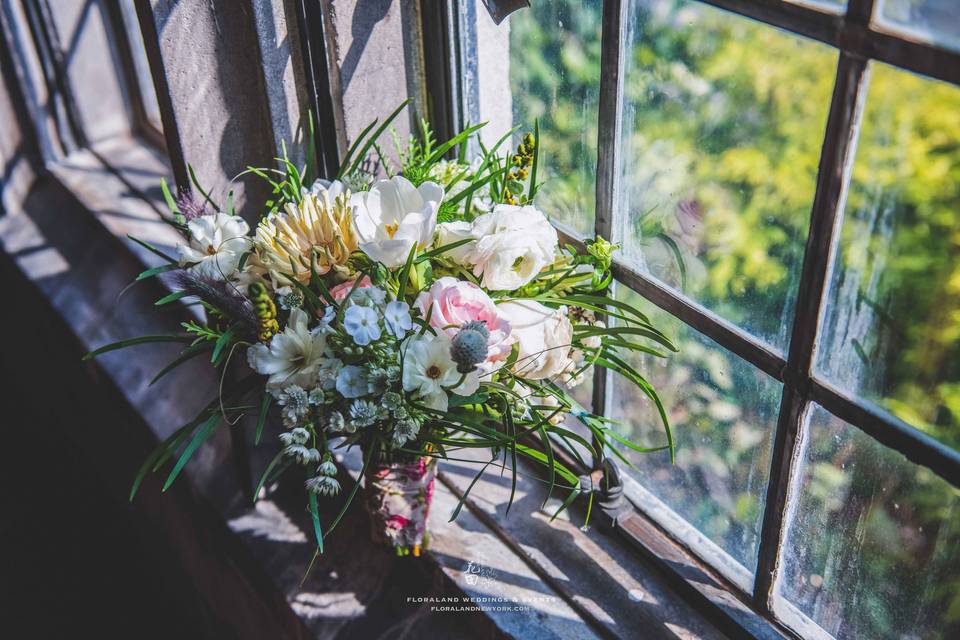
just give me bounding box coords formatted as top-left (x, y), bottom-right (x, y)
top-left (415, 277), bottom-right (514, 362)
top-left (328, 276), bottom-right (373, 302)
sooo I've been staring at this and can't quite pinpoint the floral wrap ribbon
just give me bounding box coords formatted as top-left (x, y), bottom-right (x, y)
top-left (365, 456), bottom-right (437, 555)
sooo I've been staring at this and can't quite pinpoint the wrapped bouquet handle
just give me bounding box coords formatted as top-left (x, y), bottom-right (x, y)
top-left (365, 455), bottom-right (437, 555)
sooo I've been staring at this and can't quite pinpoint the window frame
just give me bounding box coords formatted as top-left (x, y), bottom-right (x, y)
top-left (442, 0), bottom-right (960, 636)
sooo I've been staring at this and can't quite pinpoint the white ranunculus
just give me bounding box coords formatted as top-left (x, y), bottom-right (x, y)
top-left (434, 220), bottom-right (475, 264)
top-left (350, 176), bottom-right (444, 268)
top-left (247, 308), bottom-right (333, 389)
top-left (439, 204), bottom-right (558, 291)
top-left (498, 299), bottom-right (574, 380)
top-left (401, 333), bottom-right (479, 411)
top-left (177, 213), bottom-right (252, 281)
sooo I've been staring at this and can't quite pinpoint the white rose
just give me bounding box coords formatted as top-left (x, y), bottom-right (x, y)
top-left (434, 220), bottom-right (476, 265)
top-left (498, 299), bottom-right (574, 380)
top-left (467, 205), bottom-right (558, 290)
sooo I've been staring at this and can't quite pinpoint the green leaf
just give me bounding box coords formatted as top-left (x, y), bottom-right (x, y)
top-left (155, 290), bottom-right (190, 306)
top-left (149, 342), bottom-right (214, 386)
top-left (415, 238), bottom-right (473, 263)
top-left (325, 447), bottom-right (373, 537)
top-left (162, 414), bottom-right (220, 491)
top-left (448, 458), bottom-right (497, 522)
top-left (253, 450), bottom-right (285, 503)
top-left (425, 122), bottom-right (487, 165)
top-left (346, 99), bottom-right (412, 177)
top-left (84, 335), bottom-right (191, 360)
top-left (527, 119), bottom-right (540, 202)
top-left (128, 419), bottom-right (198, 501)
top-left (397, 243), bottom-right (418, 301)
top-left (308, 492), bottom-right (325, 553)
top-left (537, 425), bottom-right (556, 508)
top-left (601, 426), bottom-right (671, 455)
top-left (160, 177), bottom-right (180, 216)
top-left (188, 164), bottom-right (220, 211)
top-left (655, 232), bottom-right (687, 292)
top-left (254, 393), bottom-right (272, 445)
top-left (136, 263), bottom-right (179, 281)
top-left (211, 328), bottom-right (235, 364)
top-left (337, 117), bottom-right (381, 180)
top-left (128, 235), bottom-right (177, 263)
top-left (550, 485), bottom-right (581, 522)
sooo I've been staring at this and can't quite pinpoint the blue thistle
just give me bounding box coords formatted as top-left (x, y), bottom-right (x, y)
top-left (451, 326), bottom-right (489, 373)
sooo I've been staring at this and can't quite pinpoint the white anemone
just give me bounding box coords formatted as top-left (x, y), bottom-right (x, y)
top-left (177, 213), bottom-right (252, 281)
top-left (350, 176), bottom-right (444, 268)
top-left (401, 333), bottom-right (479, 412)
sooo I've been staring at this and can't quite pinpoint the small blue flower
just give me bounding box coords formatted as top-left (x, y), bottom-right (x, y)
top-left (384, 300), bottom-right (413, 337)
top-left (336, 365), bottom-right (369, 398)
top-left (343, 305), bottom-right (381, 345)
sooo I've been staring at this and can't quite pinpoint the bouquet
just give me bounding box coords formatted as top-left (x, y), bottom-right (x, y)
top-left (87, 101), bottom-right (676, 558)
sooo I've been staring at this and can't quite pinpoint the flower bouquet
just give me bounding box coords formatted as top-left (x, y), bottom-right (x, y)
top-left (86, 100), bottom-right (676, 558)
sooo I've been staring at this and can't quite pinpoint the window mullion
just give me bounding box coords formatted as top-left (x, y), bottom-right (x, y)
top-left (591, 0), bottom-right (627, 470)
top-left (753, 50), bottom-right (871, 610)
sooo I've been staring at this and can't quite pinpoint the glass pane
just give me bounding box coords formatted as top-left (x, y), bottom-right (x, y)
top-left (120, 0), bottom-right (163, 133)
top-left (464, 1), bottom-right (599, 236)
top-left (608, 286), bottom-right (782, 584)
top-left (775, 403), bottom-right (960, 640)
top-left (618, 0), bottom-right (837, 349)
top-left (816, 63), bottom-right (960, 450)
top-left (875, 0), bottom-right (960, 53)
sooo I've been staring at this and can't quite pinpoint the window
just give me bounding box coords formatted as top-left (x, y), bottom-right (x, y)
top-left (456, 0), bottom-right (960, 637)
top-left (1, 0), bottom-right (165, 161)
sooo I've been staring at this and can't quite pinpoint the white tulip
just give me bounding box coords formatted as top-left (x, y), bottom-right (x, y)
top-left (350, 176), bottom-right (444, 268)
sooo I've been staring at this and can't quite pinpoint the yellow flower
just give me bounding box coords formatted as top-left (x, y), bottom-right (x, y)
top-left (254, 190), bottom-right (358, 287)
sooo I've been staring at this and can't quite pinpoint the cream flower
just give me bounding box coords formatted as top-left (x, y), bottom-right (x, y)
top-left (434, 204), bottom-right (558, 290)
top-left (498, 300), bottom-right (574, 380)
top-left (247, 308), bottom-right (333, 389)
top-left (350, 176), bottom-right (443, 268)
top-left (177, 213), bottom-right (252, 281)
top-left (254, 185), bottom-right (357, 287)
top-left (469, 205), bottom-right (558, 290)
top-left (401, 333), bottom-right (479, 411)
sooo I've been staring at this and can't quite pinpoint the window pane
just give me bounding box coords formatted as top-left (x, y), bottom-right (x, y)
top-left (617, 0), bottom-right (837, 350)
top-left (874, 0), bottom-right (960, 53)
top-left (608, 286), bottom-right (781, 585)
top-left (464, 1), bottom-right (599, 236)
top-left (774, 403), bottom-right (960, 640)
top-left (815, 63), bottom-right (960, 449)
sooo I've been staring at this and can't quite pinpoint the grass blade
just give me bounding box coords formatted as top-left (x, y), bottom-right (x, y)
top-left (84, 335), bottom-right (191, 360)
top-left (254, 393), bottom-right (271, 445)
top-left (162, 414), bottom-right (220, 491)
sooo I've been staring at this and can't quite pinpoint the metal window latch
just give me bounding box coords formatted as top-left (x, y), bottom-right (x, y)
top-left (480, 0), bottom-right (530, 25)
